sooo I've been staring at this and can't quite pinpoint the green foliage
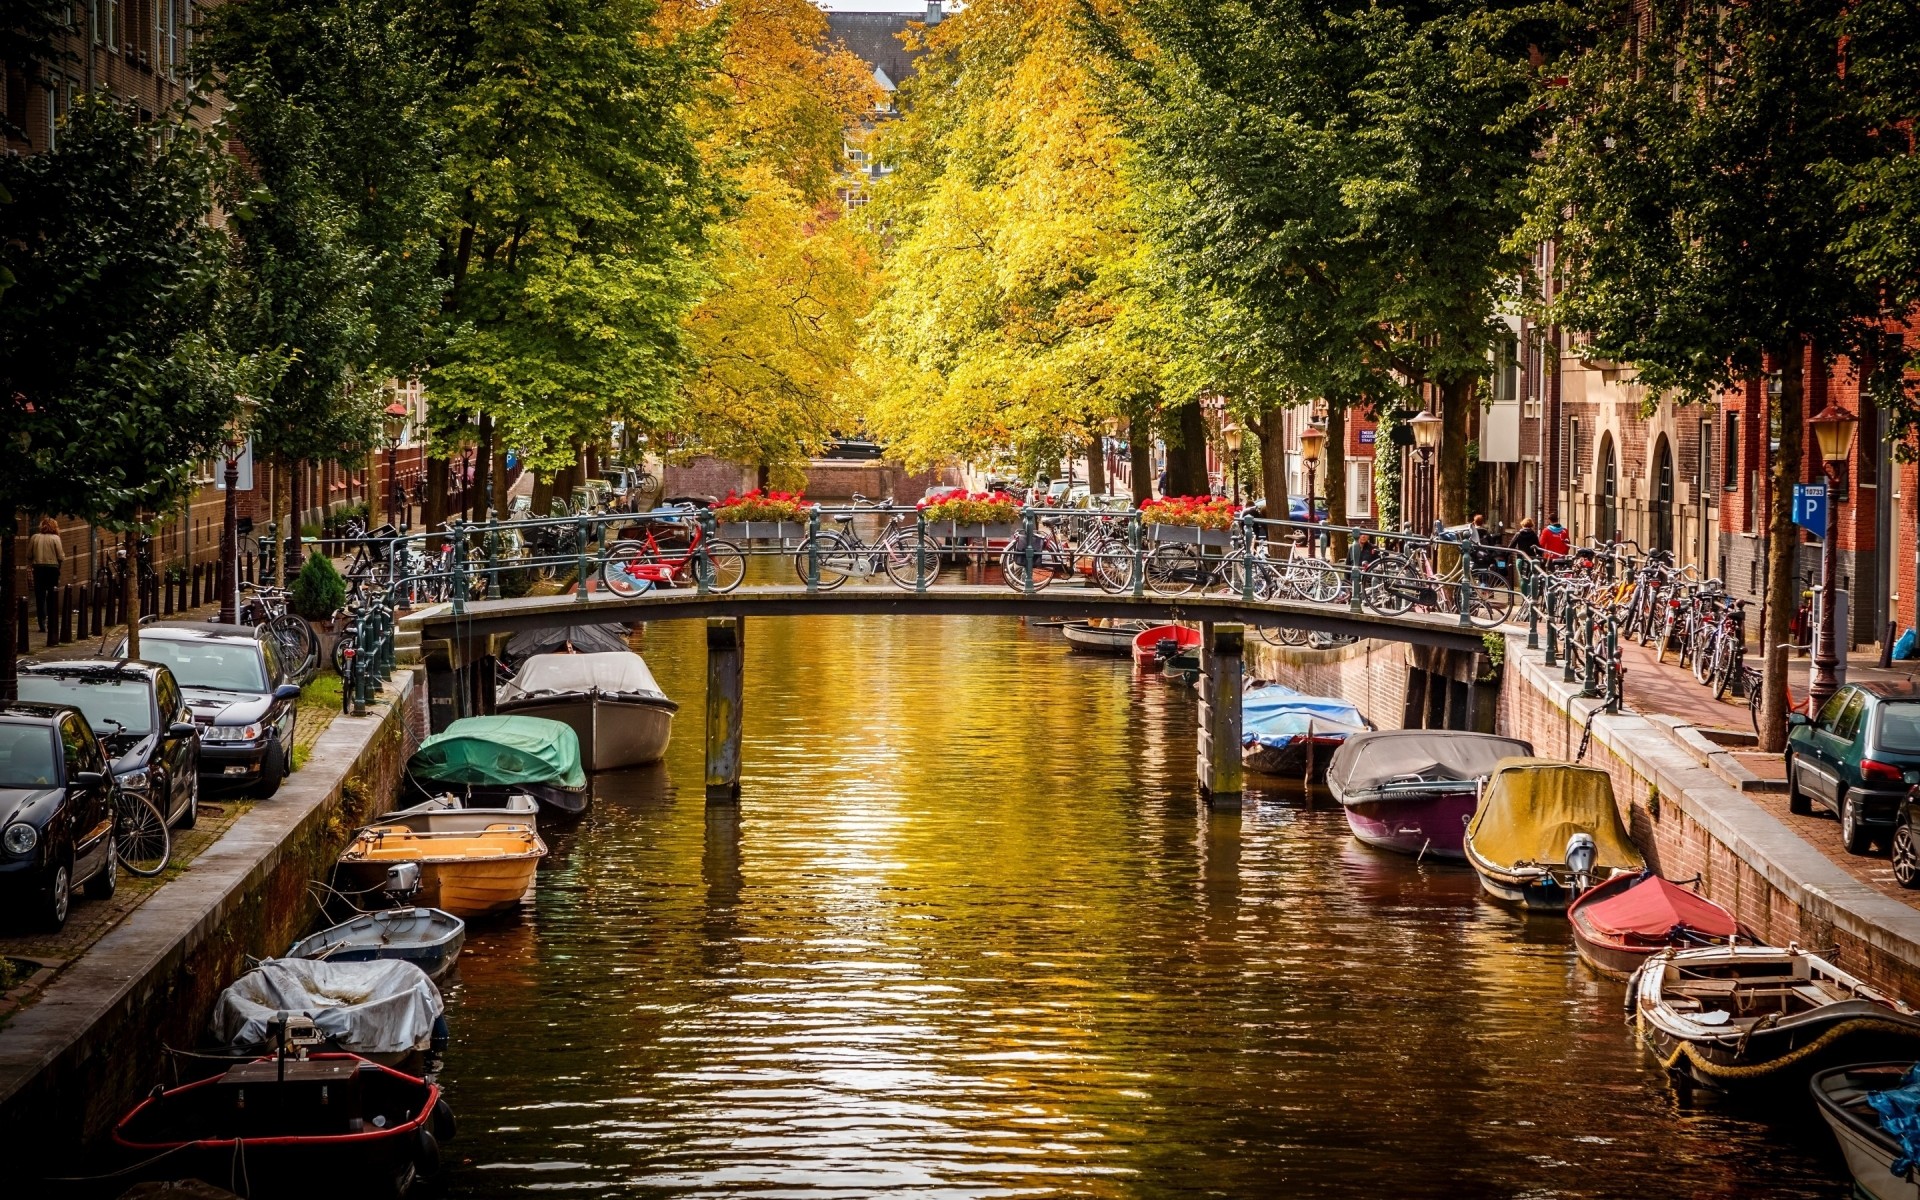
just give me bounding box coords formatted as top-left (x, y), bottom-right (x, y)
top-left (291, 551), bottom-right (347, 620)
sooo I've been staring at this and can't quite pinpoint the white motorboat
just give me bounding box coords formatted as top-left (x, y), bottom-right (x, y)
top-left (496, 651), bottom-right (677, 771)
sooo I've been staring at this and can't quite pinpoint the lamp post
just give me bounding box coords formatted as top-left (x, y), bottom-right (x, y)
top-left (1410, 410), bottom-right (1444, 534)
top-left (1298, 424), bottom-right (1326, 526)
top-left (1222, 422), bottom-right (1244, 505)
top-left (383, 401), bottom-right (408, 532)
top-left (219, 397), bottom-right (258, 625)
top-left (1807, 402), bottom-right (1859, 714)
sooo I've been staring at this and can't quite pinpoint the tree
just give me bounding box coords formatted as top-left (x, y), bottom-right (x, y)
top-left (1515, 0), bottom-right (1908, 750)
top-left (0, 97), bottom-right (274, 681)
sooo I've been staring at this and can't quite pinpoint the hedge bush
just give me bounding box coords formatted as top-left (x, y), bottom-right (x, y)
top-left (291, 551), bottom-right (346, 621)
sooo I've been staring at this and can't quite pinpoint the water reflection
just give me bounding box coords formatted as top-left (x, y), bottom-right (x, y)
top-left (438, 615), bottom-right (1846, 1198)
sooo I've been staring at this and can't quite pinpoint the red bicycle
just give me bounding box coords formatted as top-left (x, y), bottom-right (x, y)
top-left (601, 517), bottom-right (746, 596)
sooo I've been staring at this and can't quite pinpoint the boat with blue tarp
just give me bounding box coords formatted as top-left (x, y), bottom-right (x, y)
top-left (1240, 683), bottom-right (1370, 779)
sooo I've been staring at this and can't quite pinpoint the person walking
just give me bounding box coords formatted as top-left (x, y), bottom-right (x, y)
top-left (29, 518), bottom-right (63, 633)
top-left (1509, 517), bottom-right (1541, 559)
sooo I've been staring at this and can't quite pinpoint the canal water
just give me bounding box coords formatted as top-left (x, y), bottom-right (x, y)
top-left (438, 614), bottom-right (1845, 1198)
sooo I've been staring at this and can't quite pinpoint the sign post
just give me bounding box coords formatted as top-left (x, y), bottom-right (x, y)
top-left (1792, 483), bottom-right (1827, 539)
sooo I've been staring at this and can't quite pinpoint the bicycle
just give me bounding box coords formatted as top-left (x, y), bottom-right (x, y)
top-left (1358, 532), bottom-right (1514, 628)
top-left (601, 514), bottom-right (746, 596)
top-left (116, 786), bottom-right (171, 877)
top-left (789, 496), bottom-right (919, 590)
top-left (240, 582), bottom-right (321, 681)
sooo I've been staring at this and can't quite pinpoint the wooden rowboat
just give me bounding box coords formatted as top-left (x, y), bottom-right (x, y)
top-left (1568, 871), bottom-right (1741, 979)
top-left (1812, 1063), bottom-right (1920, 1200)
top-left (1063, 620), bottom-right (1152, 656)
top-left (335, 824), bottom-right (546, 919)
top-left (1131, 623), bottom-right (1200, 670)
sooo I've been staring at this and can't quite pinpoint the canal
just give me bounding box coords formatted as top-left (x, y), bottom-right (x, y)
top-left (436, 613), bottom-right (1844, 1198)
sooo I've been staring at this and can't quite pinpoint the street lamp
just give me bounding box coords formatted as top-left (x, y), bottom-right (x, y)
top-left (1807, 402), bottom-right (1859, 713)
top-left (1409, 410), bottom-right (1443, 533)
top-left (383, 401), bottom-right (409, 532)
top-left (1298, 424), bottom-right (1326, 525)
top-left (219, 396), bottom-right (258, 625)
top-left (1222, 422), bottom-right (1244, 505)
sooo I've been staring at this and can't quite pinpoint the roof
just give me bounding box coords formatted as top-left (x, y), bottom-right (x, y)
top-left (826, 12), bottom-right (928, 89)
top-left (0, 702), bottom-right (75, 723)
top-left (1854, 680), bottom-right (1920, 700)
top-left (20, 658), bottom-right (160, 680)
top-left (137, 622), bottom-right (267, 644)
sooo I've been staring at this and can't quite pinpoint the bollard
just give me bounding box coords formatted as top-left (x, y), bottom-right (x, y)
top-left (60, 585), bottom-right (74, 644)
top-left (14, 596), bottom-right (27, 653)
top-left (189, 563), bottom-right (200, 609)
top-left (91, 579), bottom-right (104, 636)
top-left (50, 586), bottom-right (65, 647)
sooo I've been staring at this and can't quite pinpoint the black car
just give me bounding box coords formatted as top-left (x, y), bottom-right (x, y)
top-left (119, 623), bottom-right (301, 798)
top-left (0, 703), bottom-right (119, 930)
top-left (18, 660), bottom-right (200, 830)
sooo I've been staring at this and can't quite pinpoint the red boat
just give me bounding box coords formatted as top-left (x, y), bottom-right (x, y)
top-left (1131, 623), bottom-right (1201, 669)
top-left (1568, 871), bottom-right (1742, 979)
top-left (114, 1052), bottom-right (452, 1198)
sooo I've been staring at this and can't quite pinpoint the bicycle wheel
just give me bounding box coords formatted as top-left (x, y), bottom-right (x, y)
top-left (695, 540), bottom-right (747, 593)
top-left (1145, 543), bottom-right (1202, 597)
top-left (1691, 626), bottom-right (1717, 684)
top-left (1289, 560), bottom-right (1344, 604)
top-left (116, 791), bottom-right (171, 877)
top-left (269, 613), bottom-right (320, 679)
top-left (879, 530), bottom-right (935, 590)
top-left (1463, 569), bottom-right (1514, 628)
top-left (600, 542), bottom-right (654, 598)
top-left (1001, 536), bottom-right (1064, 592)
top-left (1359, 557), bottom-right (1416, 616)
top-left (1711, 642), bottom-right (1737, 701)
top-left (793, 533), bottom-right (853, 591)
top-left (1746, 667), bottom-right (1765, 735)
top-left (1091, 536), bottom-right (1138, 594)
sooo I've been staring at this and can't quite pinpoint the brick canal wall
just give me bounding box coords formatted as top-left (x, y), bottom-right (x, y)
top-left (0, 670), bottom-right (422, 1154)
top-left (1247, 637), bottom-right (1487, 733)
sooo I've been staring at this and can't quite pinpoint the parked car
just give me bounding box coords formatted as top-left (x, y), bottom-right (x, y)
top-left (1785, 681), bottom-right (1920, 854)
top-left (17, 660), bottom-right (201, 830)
top-left (0, 703), bottom-right (119, 929)
top-left (117, 623), bottom-right (301, 798)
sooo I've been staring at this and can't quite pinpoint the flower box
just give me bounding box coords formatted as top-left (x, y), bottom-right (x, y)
top-left (717, 520), bottom-right (807, 541)
top-left (1149, 523), bottom-right (1232, 547)
top-left (926, 522), bottom-right (1018, 540)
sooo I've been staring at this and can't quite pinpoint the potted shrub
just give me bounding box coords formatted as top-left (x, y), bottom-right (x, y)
top-left (713, 489), bottom-right (810, 541)
top-left (1143, 496), bottom-right (1239, 547)
top-left (918, 489), bottom-right (1021, 540)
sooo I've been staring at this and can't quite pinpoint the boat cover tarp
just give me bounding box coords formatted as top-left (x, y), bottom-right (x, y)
top-left (1581, 874), bottom-right (1737, 939)
top-left (1868, 1064), bottom-right (1920, 1175)
top-left (1243, 684), bottom-right (1368, 747)
top-left (498, 651), bottom-right (674, 707)
top-left (1468, 758), bottom-right (1645, 870)
top-left (210, 958), bottom-right (444, 1056)
top-left (1326, 730), bottom-right (1532, 800)
top-left (408, 715), bottom-right (586, 789)
top-left (504, 623), bottom-right (630, 661)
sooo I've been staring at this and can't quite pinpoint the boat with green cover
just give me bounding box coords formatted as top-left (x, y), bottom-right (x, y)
top-left (406, 716), bottom-right (589, 816)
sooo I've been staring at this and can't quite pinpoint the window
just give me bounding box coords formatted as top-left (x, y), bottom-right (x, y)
top-left (1723, 412), bottom-right (1739, 489)
top-left (1834, 691), bottom-right (1868, 742)
top-left (106, 0), bottom-right (118, 50)
top-left (1817, 688), bottom-right (1851, 731)
top-left (1699, 420), bottom-right (1713, 498)
top-left (1346, 459), bottom-right (1372, 518)
top-left (42, 81), bottom-right (60, 149)
top-left (91, 0), bottom-right (101, 45)
top-left (165, 0), bottom-right (178, 73)
top-left (0, 723), bottom-right (57, 788)
top-left (1567, 418), bottom-right (1581, 488)
top-left (59, 713), bottom-right (105, 776)
top-left (157, 672), bottom-right (183, 724)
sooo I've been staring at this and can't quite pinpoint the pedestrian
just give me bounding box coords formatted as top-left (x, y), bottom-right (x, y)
top-left (1509, 517), bottom-right (1541, 559)
top-left (1469, 513), bottom-right (1489, 542)
top-left (29, 518), bottom-right (62, 633)
top-left (1539, 518), bottom-right (1570, 560)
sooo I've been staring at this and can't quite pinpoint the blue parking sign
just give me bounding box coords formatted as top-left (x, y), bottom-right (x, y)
top-left (1793, 483), bottom-right (1827, 538)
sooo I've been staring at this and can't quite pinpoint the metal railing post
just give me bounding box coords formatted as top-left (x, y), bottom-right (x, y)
top-left (574, 513), bottom-right (591, 600)
top-left (915, 512), bottom-right (929, 594)
top-left (1605, 609), bottom-right (1623, 712)
top-left (449, 519), bottom-right (467, 618)
top-left (1130, 512), bottom-right (1145, 600)
top-left (1564, 599), bottom-right (1580, 684)
top-left (1021, 508), bottom-right (1037, 595)
top-left (1239, 515), bottom-right (1256, 602)
top-left (1525, 562), bottom-right (1539, 650)
top-left (1582, 603), bottom-right (1601, 697)
top-left (484, 518), bottom-right (498, 601)
top-left (1457, 548), bottom-right (1473, 627)
top-left (694, 510), bottom-right (714, 596)
top-left (806, 507), bottom-right (821, 593)
top-left (1543, 582), bottom-right (1558, 666)
top-left (1347, 530), bottom-right (1363, 614)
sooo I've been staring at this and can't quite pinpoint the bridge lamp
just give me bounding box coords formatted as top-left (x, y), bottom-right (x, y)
top-left (219, 395), bottom-right (259, 625)
top-left (1222, 421), bottom-right (1244, 505)
top-left (1409, 410), bottom-right (1443, 535)
top-left (1298, 424), bottom-right (1326, 525)
top-left (1807, 402), bottom-right (1858, 715)
top-left (384, 400), bottom-right (410, 532)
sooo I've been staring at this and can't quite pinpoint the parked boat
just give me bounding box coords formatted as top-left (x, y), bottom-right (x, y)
top-left (114, 1040), bottom-right (452, 1199)
top-left (371, 792), bottom-right (540, 836)
top-left (1812, 1062), bottom-right (1920, 1200)
top-left (1463, 758), bottom-right (1644, 911)
top-left (1063, 620), bottom-right (1153, 656)
top-left (502, 622), bottom-right (632, 665)
top-left (210, 958), bottom-right (447, 1068)
top-left (1132, 623), bottom-right (1200, 670)
top-left (496, 651), bottom-right (677, 771)
top-left (1631, 944), bottom-right (1920, 1091)
top-left (1568, 870), bottom-right (1742, 979)
top-left (287, 907), bottom-right (467, 983)
top-left (335, 823), bottom-right (547, 918)
top-left (1241, 685), bottom-right (1371, 779)
top-left (406, 715), bottom-right (588, 815)
top-left (1326, 729), bottom-right (1532, 858)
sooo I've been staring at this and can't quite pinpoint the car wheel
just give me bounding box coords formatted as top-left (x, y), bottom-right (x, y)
top-left (1842, 793), bottom-right (1874, 856)
top-left (1786, 758), bottom-right (1813, 815)
top-left (85, 837), bottom-right (117, 900)
top-left (177, 772), bottom-right (198, 830)
top-left (40, 858), bottom-right (71, 931)
top-left (253, 744), bottom-right (286, 799)
top-left (1894, 822), bottom-right (1920, 889)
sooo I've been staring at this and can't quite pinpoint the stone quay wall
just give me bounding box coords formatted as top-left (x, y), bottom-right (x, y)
top-left (0, 670), bottom-right (422, 1154)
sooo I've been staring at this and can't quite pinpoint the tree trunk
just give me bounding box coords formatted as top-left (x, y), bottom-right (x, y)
top-left (124, 527), bottom-right (141, 662)
top-left (1259, 405), bottom-right (1290, 540)
top-left (1324, 405), bottom-right (1348, 560)
top-left (1164, 402), bottom-right (1210, 497)
top-left (424, 455), bottom-right (449, 530)
top-left (1438, 377), bottom-right (1473, 528)
top-left (1087, 435), bottom-right (1106, 496)
top-left (286, 459), bottom-right (304, 577)
top-left (475, 413), bottom-right (494, 520)
top-left (365, 449), bottom-right (379, 530)
top-left (1128, 419), bottom-right (1153, 505)
top-left (266, 460), bottom-right (281, 586)
top-left (1760, 344), bottom-right (1806, 752)
top-left (2, 508), bottom-right (17, 703)
top-left (531, 470), bottom-right (554, 518)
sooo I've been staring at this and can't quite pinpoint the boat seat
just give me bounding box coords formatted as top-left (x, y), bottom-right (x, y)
top-left (1673, 979), bottom-right (1738, 998)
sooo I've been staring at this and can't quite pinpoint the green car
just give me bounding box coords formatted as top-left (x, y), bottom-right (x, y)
top-left (1786, 681), bottom-right (1920, 855)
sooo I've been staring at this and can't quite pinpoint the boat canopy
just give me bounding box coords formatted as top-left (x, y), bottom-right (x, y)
top-left (1243, 685), bottom-right (1368, 745)
top-left (1581, 874), bottom-right (1737, 940)
top-left (504, 623), bottom-right (630, 660)
top-left (1468, 757), bottom-right (1645, 870)
top-left (1326, 730), bottom-right (1533, 800)
top-left (497, 651), bottom-right (674, 707)
top-left (409, 715), bottom-right (586, 789)
top-left (210, 958), bottom-right (444, 1057)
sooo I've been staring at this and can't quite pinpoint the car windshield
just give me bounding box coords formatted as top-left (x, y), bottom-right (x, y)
top-left (0, 722), bottom-right (57, 788)
top-left (1879, 703), bottom-right (1920, 753)
top-left (138, 639), bottom-right (267, 693)
top-left (17, 676), bottom-right (152, 736)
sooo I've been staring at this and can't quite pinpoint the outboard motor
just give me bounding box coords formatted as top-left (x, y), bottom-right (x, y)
top-left (384, 861), bottom-right (423, 908)
top-left (1565, 831), bottom-right (1598, 892)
